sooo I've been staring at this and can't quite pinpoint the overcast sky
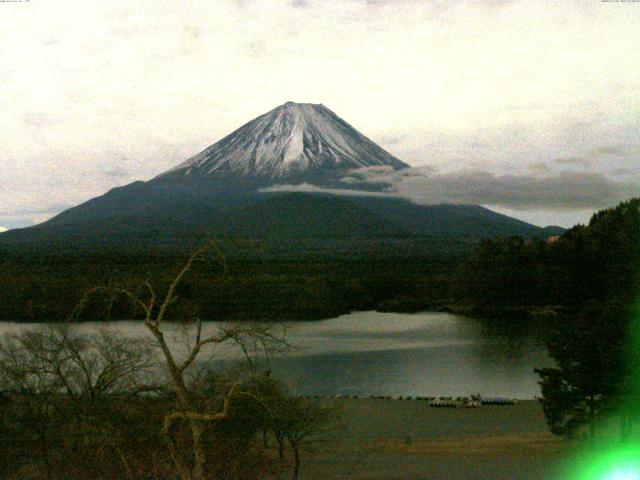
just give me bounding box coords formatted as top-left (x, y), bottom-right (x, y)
top-left (1, 0), bottom-right (639, 229)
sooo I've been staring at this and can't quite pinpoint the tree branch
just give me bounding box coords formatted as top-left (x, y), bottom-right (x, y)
top-left (156, 240), bottom-right (216, 325)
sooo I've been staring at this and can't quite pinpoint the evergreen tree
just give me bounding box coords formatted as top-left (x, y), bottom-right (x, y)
top-left (535, 304), bottom-right (631, 440)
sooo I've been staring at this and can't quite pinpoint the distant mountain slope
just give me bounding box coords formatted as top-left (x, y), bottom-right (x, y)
top-left (39, 177), bottom-right (257, 228)
top-left (215, 193), bottom-right (404, 238)
top-left (0, 101), bottom-right (563, 252)
top-left (348, 197), bottom-right (557, 238)
top-left (0, 193), bottom-right (402, 253)
top-left (0, 192), bottom-right (560, 253)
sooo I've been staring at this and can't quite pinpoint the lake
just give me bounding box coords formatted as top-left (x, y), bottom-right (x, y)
top-left (0, 311), bottom-right (552, 399)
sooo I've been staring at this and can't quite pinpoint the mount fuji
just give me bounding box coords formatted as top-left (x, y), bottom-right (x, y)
top-left (0, 102), bottom-right (562, 252)
top-left (160, 102), bottom-right (408, 180)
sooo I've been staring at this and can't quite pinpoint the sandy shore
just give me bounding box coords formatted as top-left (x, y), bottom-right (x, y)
top-left (286, 399), bottom-right (574, 480)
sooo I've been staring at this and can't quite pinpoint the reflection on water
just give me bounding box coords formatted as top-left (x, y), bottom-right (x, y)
top-left (272, 312), bottom-right (551, 399)
top-left (0, 311), bottom-right (552, 399)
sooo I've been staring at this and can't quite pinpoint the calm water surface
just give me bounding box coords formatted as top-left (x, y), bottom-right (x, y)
top-left (0, 311), bottom-right (551, 399)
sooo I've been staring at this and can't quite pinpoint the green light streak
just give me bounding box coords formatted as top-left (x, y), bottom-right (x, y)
top-left (560, 444), bottom-right (640, 480)
top-left (560, 305), bottom-right (640, 480)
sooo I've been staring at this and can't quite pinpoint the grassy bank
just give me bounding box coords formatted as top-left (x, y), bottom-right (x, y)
top-left (296, 399), bottom-right (573, 480)
top-left (0, 393), bottom-right (604, 479)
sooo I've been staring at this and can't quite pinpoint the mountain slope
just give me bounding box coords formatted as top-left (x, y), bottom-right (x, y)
top-left (159, 102), bottom-right (408, 180)
top-left (0, 193), bottom-right (404, 253)
top-left (349, 197), bottom-right (555, 238)
top-left (215, 193), bottom-right (404, 238)
top-left (0, 192), bottom-right (560, 254)
top-left (0, 101), bottom-right (563, 251)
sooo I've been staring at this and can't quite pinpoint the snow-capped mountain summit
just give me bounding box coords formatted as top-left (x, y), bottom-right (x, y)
top-left (159, 101), bottom-right (409, 179)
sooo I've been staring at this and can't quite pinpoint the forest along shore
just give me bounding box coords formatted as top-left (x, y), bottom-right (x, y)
top-left (301, 398), bottom-right (573, 480)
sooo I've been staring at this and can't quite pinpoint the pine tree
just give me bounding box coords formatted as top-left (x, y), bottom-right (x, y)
top-left (535, 304), bottom-right (630, 440)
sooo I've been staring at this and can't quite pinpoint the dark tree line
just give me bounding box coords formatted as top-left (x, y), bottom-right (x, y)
top-left (456, 198), bottom-right (640, 441)
top-left (0, 250), bottom-right (461, 323)
top-left (454, 198), bottom-right (640, 314)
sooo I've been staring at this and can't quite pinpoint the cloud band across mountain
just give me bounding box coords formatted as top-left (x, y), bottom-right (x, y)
top-left (262, 168), bottom-right (639, 210)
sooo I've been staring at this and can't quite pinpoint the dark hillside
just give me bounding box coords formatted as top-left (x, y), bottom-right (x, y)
top-left (453, 197), bottom-right (640, 315)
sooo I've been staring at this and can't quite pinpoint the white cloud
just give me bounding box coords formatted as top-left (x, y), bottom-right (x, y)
top-left (0, 226), bottom-right (8, 233)
top-left (261, 182), bottom-right (394, 198)
top-left (262, 166), bottom-right (639, 227)
top-left (345, 167), bottom-right (639, 210)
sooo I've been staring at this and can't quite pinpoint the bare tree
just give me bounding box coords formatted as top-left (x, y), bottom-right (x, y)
top-left (281, 397), bottom-right (338, 480)
top-left (202, 372), bottom-right (339, 480)
top-left (244, 377), bottom-right (340, 480)
top-left (0, 325), bottom-right (159, 479)
top-left (75, 241), bottom-right (287, 480)
top-left (0, 332), bottom-right (61, 479)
